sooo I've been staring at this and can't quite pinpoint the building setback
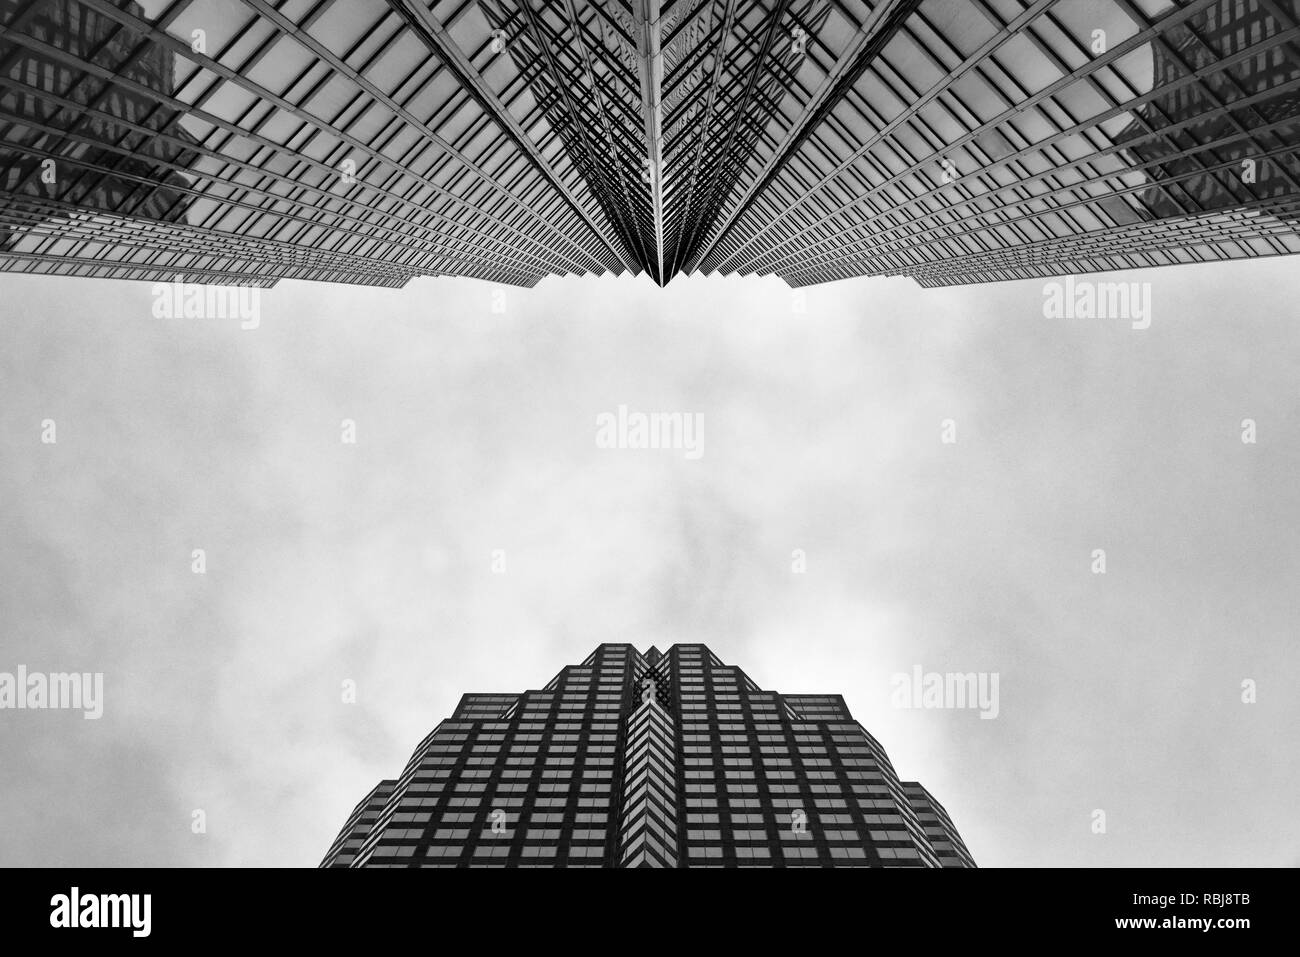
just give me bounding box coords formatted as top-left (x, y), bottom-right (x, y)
top-left (321, 643), bottom-right (975, 868)
top-left (2, 0), bottom-right (1296, 290)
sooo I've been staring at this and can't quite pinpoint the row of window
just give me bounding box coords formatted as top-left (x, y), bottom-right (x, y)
top-left (419, 845), bottom-right (605, 858)
top-left (419, 828), bottom-right (607, 841)
top-left (394, 811), bottom-right (610, 824)
top-left (403, 782), bottom-right (615, 794)
top-left (686, 846), bottom-right (872, 860)
top-left (685, 828), bottom-right (866, 842)
top-left (414, 769), bottom-right (616, 780)
top-left (434, 742), bottom-right (619, 751)
top-left (685, 811), bottom-right (863, 824)
top-left (408, 794), bottom-right (610, 806)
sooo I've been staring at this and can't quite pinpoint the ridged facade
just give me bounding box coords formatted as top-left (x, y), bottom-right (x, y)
top-left (321, 643), bottom-right (975, 868)
top-left (2, 0), bottom-right (1296, 289)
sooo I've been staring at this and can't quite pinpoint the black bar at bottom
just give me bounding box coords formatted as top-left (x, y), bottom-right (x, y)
top-left (2, 866), bottom-right (1281, 944)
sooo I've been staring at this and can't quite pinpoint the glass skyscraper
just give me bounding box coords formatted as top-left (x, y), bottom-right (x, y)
top-left (3, 0), bottom-right (1295, 288)
top-left (321, 643), bottom-right (975, 868)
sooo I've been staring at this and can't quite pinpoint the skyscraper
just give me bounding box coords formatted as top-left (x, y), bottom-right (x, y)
top-left (3, 0), bottom-right (1296, 289)
top-left (321, 643), bottom-right (975, 868)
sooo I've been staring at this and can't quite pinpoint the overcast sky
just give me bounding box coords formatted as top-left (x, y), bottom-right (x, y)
top-left (1, 258), bottom-right (1297, 867)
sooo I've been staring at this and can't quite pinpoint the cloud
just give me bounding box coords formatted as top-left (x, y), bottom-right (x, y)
top-left (1, 261), bottom-right (1297, 866)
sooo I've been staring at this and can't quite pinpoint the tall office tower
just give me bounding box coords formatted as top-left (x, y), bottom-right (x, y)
top-left (3, 0), bottom-right (1297, 289)
top-left (0, 0), bottom-right (201, 252)
top-left (320, 643), bottom-right (975, 868)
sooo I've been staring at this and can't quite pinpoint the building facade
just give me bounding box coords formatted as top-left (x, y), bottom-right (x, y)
top-left (2, 0), bottom-right (1297, 289)
top-left (321, 643), bottom-right (975, 868)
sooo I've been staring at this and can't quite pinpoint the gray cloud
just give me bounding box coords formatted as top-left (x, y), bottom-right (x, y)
top-left (1, 261), bottom-right (1296, 866)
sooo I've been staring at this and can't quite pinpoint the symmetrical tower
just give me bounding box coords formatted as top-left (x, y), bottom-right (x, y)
top-left (3, 0), bottom-right (1297, 289)
top-left (321, 643), bottom-right (975, 868)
